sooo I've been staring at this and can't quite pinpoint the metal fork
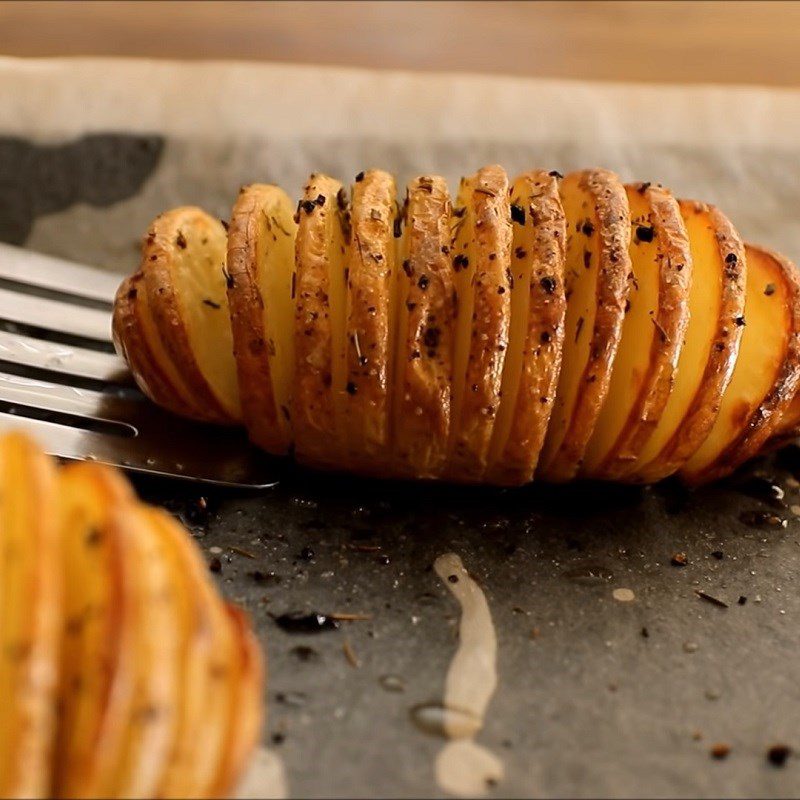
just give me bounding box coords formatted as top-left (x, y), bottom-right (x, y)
top-left (0, 242), bottom-right (279, 488)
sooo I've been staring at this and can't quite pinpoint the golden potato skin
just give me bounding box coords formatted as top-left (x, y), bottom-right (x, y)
top-left (0, 433), bottom-right (263, 799)
top-left (112, 274), bottom-right (200, 421)
top-left (227, 184), bottom-right (297, 454)
top-left (585, 183), bottom-right (693, 481)
top-left (447, 165), bottom-right (513, 482)
top-left (0, 433), bottom-right (60, 799)
top-left (114, 165), bottom-right (800, 487)
top-left (292, 174), bottom-right (348, 470)
top-left (344, 170), bottom-right (398, 472)
top-left (539, 169), bottom-right (633, 482)
top-left (632, 201), bottom-right (746, 483)
top-left (682, 244), bottom-right (800, 485)
top-left (140, 208), bottom-right (240, 425)
top-left (393, 175), bottom-right (456, 479)
top-left (486, 170), bottom-right (567, 485)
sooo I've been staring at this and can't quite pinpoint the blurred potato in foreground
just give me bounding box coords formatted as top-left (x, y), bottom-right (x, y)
top-left (0, 432), bottom-right (263, 799)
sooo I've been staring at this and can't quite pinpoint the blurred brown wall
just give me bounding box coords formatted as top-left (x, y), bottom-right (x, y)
top-left (1, 1), bottom-right (800, 86)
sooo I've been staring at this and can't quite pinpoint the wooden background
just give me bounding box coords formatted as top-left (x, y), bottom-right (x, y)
top-left (1, 0), bottom-right (799, 86)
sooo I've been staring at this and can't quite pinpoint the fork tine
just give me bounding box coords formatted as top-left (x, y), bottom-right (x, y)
top-left (0, 244), bottom-right (281, 488)
top-left (0, 287), bottom-right (112, 343)
top-left (0, 330), bottom-right (130, 384)
top-left (0, 373), bottom-right (144, 426)
top-left (0, 242), bottom-right (120, 304)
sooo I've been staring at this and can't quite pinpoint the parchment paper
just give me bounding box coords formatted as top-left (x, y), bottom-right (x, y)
top-left (2, 57), bottom-right (800, 272)
top-left (2, 58), bottom-right (800, 799)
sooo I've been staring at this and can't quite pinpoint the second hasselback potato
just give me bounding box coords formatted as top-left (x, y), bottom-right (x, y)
top-left (0, 432), bottom-right (262, 799)
top-left (112, 167), bottom-right (800, 485)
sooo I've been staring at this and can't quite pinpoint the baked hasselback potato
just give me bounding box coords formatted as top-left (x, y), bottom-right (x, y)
top-left (0, 432), bottom-right (262, 799)
top-left (112, 167), bottom-right (800, 486)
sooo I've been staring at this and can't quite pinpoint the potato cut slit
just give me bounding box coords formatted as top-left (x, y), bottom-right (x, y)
top-left (292, 175), bottom-right (347, 468)
top-left (486, 177), bottom-right (537, 472)
top-left (344, 170), bottom-right (398, 472)
top-left (446, 176), bottom-right (478, 472)
top-left (630, 201), bottom-right (745, 482)
top-left (146, 208), bottom-right (241, 422)
top-left (227, 185), bottom-right (298, 453)
top-left (582, 183), bottom-right (691, 478)
top-left (446, 165), bottom-right (512, 481)
top-left (392, 175), bottom-right (454, 478)
top-left (682, 244), bottom-right (800, 483)
top-left (539, 169), bottom-right (631, 481)
top-left (487, 171), bottom-right (567, 484)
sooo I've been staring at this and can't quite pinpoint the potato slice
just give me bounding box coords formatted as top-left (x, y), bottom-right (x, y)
top-left (0, 432), bottom-right (60, 799)
top-left (54, 463), bottom-right (137, 798)
top-left (293, 174), bottom-right (349, 469)
top-left (227, 184), bottom-right (298, 454)
top-left (112, 274), bottom-right (199, 420)
top-left (485, 170), bottom-right (566, 485)
top-left (344, 170), bottom-right (398, 472)
top-left (105, 503), bottom-right (180, 798)
top-left (142, 207), bottom-right (241, 424)
top-left (629, 201), bottom-right (746, 483)
top-left (392, 175), bottom-right (455, 479)
top-left (146, 508), bottom-right (243, 799)
top-left (210, 604), bottom-right (264, 798)
top-left (538, 170), bottom-right (632, 482)
top-left (682, 245), bottom-right (800, 484)
top-left (446, 165), bottom-right (513, 482)
top-left (581, 183), bottom-right (692, 480)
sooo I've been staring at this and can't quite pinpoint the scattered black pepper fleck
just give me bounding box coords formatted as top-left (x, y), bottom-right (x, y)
top-left (767, 744), bottom-right (792, 767)
top-left (346, 381), bottom-right (357, 395)
top-left (300, 199), bottom-right (317, 214)
top-left (711, 550), bottom-right (724, 560)
top-left (418, 275), bottom-right (430, 290)
top-left (202, 298), bottom-right (221, 310)
top-left (581, 220), bottom-right (595, 237)
top-left (514, 246), bottom-right (527, 259)
top-left (300, 546), bottom-right (315, 561)
top-left (209, 557), bottom-right (222, 573)
top-left (510, 204), bottom-right (526, 225)
top-left (738, 595), bottom-right (747, 605)
top-left (540, 331), bottom-right (551, 343)
top-left (548, 170), bottom-right (564, 179)
top-left (355, 171), bottom-right (365, 182)
top-left (176, 230), bottom-right (187, 249)
top-left (635, 224), bottom-right (655, 243)
top-left (725, 252), bottom-right (738, 264)
top-left (735, 316), bottom-right (746, 326)
top-left (453, 254), bottom-right (469, 271)
top-left (447, 574), bottom-right (459, 584)
top-left (765, 283), bottom-right (776, 296)
top-left (540, 276), bottom-right (556, 294)
top-left (641, 626), bottom-right (650, 638)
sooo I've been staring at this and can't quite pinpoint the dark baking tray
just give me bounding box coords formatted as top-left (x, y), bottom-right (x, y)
top-left (135, 450), bottom-right (800, 799)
